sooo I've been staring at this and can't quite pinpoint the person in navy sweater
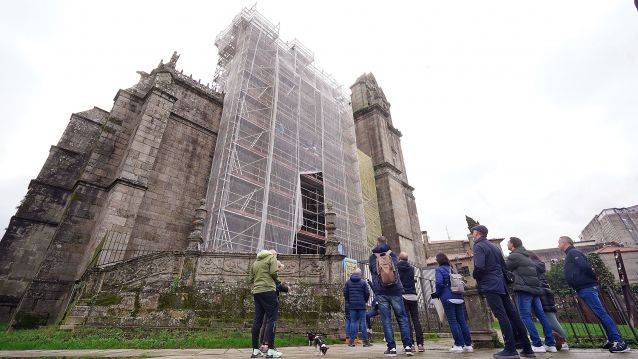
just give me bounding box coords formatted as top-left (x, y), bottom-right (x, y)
top-left (344, 267), bottom-right (372, 347)
top-left (433, 253), bottom-right (473, 353)
top-left (471, 225), bottom-right (534, 359)
top-left (559, 236), bottom-right (630, 353)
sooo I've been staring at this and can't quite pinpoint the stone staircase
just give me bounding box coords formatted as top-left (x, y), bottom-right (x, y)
top-left (59, 304), bottom-right (91, 330)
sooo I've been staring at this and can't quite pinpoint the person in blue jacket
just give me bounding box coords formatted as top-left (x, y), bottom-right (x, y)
top-left (471, 225), bottom-right (534, 359)
top-left (344, 267), bottom-right (372, 347)
top-left (559, 236), bottom-right (630, 353)
top-left (433, 253), bottom-right (473, 353)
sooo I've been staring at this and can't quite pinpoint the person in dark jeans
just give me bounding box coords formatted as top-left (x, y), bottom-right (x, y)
top-left (471, 225), bottom-right (535, 359)
top-left (528, 251), bottom-right (569, 351)
top-left (559, 236), bottom-right (630, 353)
top-left (370, 236), bottom-right (414, 357)
top-left (506, 237), bottom-right (556, 353)
top-left (344, 267), bottom-right (372, 347)
top-left (397, 252), bottom-right (425, 352)
top-left (249, 249), bottom-right (281, 358)
top-left (259, 261), bottom-right (289, 346)
top-left (433, 253), bottom-right (473, 353)
top-left (365, 278), bottom-right (379, 333)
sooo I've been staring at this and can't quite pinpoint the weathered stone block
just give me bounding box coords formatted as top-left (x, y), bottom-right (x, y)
top-left (61, 252), bottom-right (346, 333)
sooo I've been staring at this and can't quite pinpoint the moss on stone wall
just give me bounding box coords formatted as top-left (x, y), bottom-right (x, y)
top-left (12, 312), bottom-right (47, 330)
top-left (93, 293), bottom-right (122, 306)
top-left (72, 254), bottom-right (347, 334)
top-left (319, 295), bottom-right (341, 313)
top-left (159, 286), bottom-right (210, 311)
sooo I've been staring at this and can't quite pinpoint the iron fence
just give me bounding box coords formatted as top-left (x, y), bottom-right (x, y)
top-left (94, 231), bottom-right (160, 267)
top-left (554, 289), bottom-right (638, 345)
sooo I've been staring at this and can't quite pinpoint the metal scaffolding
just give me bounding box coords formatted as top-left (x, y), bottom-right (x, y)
top-left (204, 8), bottom-right (367, 260)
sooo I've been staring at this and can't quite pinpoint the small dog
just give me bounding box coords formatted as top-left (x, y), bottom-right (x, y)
top-left (307, 332), bottom-right (329, 356)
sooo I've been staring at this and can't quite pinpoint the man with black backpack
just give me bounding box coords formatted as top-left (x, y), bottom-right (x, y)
top-left (369, 236), bottom-right (414, 357)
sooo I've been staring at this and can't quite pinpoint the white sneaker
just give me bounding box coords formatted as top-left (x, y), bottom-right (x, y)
top-left (561, 343), bottom-right (569, 351)
top-left (266, 348), bottom-right (283, 358)
top-left (544, 345), bottom-right (557, 353)
top-left (463, 345), bottom-right (474, 352)
top-left (251, 349), bottom-right (263, 358)
top-left (405, 346), bottom-right (415, 356)
top-left (449, 345), bottom-right (464, 353)
top-left (532, 346), bottom-right (546, 353)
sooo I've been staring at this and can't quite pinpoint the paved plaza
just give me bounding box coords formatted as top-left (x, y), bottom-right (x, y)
top-left (0, 345), bottom-right (634, 358)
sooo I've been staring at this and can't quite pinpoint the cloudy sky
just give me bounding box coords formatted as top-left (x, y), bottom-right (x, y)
top-left (1, 1), bottom-right (636, 250)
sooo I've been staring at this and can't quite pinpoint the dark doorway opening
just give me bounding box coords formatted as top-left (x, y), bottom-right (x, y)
top-left (294, 172), bottom-right (326, 255)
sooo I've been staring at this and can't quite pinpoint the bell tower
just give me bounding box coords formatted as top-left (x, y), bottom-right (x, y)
top-left (351, 73), bottom-right (427, 265)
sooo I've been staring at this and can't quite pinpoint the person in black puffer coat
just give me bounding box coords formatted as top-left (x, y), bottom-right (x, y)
top-left (397, 252), bottom-right (424, 352)
top-left (506, 237), bottom-right (556, 352)
top-left (527, 252), bottom-right (569, 350)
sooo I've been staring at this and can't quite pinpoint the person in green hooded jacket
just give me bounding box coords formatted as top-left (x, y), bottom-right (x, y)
top-left (250, 249), bottom-right (281, 358)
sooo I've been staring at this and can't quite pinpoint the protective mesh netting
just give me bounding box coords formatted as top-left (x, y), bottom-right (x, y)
top-left (203, 8), bottom-right (368, 260)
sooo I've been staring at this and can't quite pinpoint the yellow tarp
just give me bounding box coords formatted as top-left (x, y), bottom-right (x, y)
top-left (357, 149), bottom-right (382, 250)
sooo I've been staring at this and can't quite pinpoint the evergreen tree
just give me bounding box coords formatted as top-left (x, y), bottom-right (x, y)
top-left (465, 215), bottom-right (479, 233)
top-left (546, 254), bottom-right (620, 297)
top-left (586, 253), bottom-right (619, 291)
top-left (546, 259), bottom-right (573, 297)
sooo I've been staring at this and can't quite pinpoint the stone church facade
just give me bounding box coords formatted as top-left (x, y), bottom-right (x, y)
top-left (0, 8), bottom-right (427, 328)
top-left (0, 56), bottom-right (224, 325)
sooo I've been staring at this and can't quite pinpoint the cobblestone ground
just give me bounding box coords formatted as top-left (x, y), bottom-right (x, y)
top-left (0, 344), bottom-right (634, 358)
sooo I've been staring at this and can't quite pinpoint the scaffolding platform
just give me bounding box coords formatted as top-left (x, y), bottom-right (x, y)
top-left (204, 8), bottom-right (367, 260)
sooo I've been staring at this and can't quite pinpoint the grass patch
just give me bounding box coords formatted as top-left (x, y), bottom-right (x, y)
top-left (0, 324), bottom-right (340, 350)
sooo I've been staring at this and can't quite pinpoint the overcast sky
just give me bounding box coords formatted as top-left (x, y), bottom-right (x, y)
top-left (1, 1), bottom-right (637, 250)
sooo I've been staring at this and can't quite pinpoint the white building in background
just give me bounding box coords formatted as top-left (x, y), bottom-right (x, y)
top-left (580, 205), bottom-right (638, 246)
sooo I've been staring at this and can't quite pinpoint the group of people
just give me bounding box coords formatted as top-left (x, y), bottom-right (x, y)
top-left (248, 227), bottom-right (632, 358)
top-left (471, 225), bottom-right (631, 359)
top-left (343, 236), bottom-right (473, 357)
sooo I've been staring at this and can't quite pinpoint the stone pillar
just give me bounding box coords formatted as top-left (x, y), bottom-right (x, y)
top-left (324, 204), bottom-right (339, 256)
top-left (187, 199), bottom-right (207, 251)
top-left (464, 288), bottom-right (499, 348)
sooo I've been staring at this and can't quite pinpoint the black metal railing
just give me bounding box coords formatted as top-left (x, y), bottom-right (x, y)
top-left (554, 289), bottom-right (638, 346)
top-left (93, 231), bottom-right (160, 267)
